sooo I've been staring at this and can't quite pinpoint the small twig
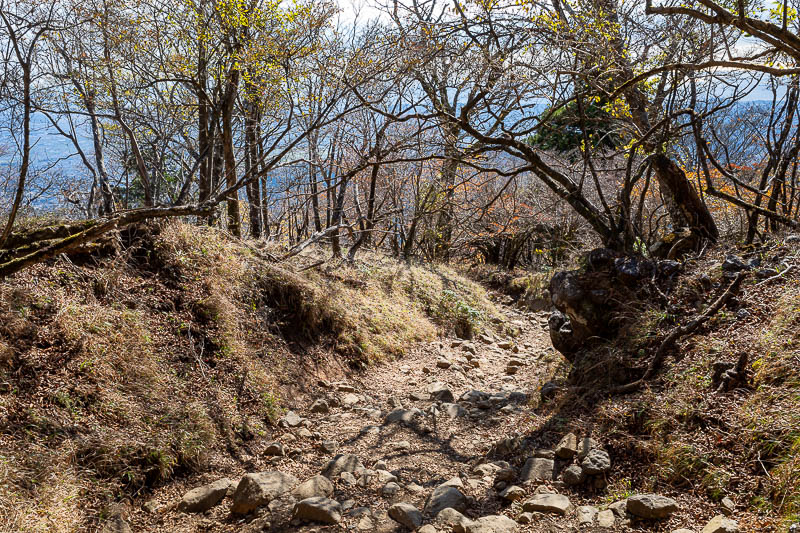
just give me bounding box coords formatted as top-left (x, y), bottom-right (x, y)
top-left (298, 260), bottom-right (326, 272)
top-left (755, 263), bottom-right (797, 286)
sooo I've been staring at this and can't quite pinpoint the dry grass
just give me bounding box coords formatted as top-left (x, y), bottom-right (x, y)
top-left (0, 220), bottom-right (503, 531)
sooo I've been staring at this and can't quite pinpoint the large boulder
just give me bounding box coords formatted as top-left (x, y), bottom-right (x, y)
top-left (231, 471), bottom-right (298, 515)
top-left (177, 478), bottom-right (234, 513)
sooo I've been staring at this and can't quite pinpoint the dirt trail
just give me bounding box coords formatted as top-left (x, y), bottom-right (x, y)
top-left (133, 301), bottom-right (612, 533)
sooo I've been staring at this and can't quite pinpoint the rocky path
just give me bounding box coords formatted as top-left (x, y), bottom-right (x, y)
top-left (126, 301), bottom-right (738, 533)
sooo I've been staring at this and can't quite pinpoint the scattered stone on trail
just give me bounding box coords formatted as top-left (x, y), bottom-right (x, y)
top-left (532, 448), bottom-right (555, 459)
top-left (702, 515), bottom-right (739, 533)
top-left (522, 493), bottom-right (572, 515)
top-left (463, 343), bottom-right (477, 354)
top-left (321, 439), bottom-right (337, 454)
top-left (626, 494), bottom-right (679, 520)
top-left (343, 393), bottom-right (361, 407)
top-left (722, 254), bottom-right (749, 272)
top-left (436, 507), bottom-right (472, 531)
top-left (281, 411), bottom-right (303, 427)
top-left (418, 525), bottom-right (437, 533)
top-left (561, 464), bottom-right (585, 486)
top-left (384, 408), bottom-right (423, 425)
top-left (296, 428), bottom-right (313, 439)
top-left (322, 454), bottom-right (364, 479)
top-left (142, 500), bottom-right (161, 514)
top-left (231, 471), bottom-right (299, 515)
top-left (581, 448), bottom-right (611, 474)
top-left (466, 514), bottom-right (518, 533)
top-left (520, 457), bottom-right (555, 482)
top-left (540, 381), bottom-right (559, 401)
top-left (409, 391), bottom-right (430, 401)
top-left (495, 467), bottom-right (516, 482)
top-left (264, 442), bottom-right (285, 457)
top-left (100, 514), bottom-right (132, 533)
top-left (577, 505), bottom-right (598, 526)
top-left (441, 402), bottom-right (467, 419)
top-left (292, 496), bottom-right (342, 524)
top-left (499, 485), bottom-right (526, 501)
top-left (340, 472), bottom-right (357, 486)
top-left (673, 530), bottom-right (694, 533)
top-left (381, 481), bottom-right (401, 498)
top-left (555, 432), bottom-right (578, 459)
top-left (426, 484), bottom-right (468, 515)
top-left (388, 502), bottom-right (423, 529)
top-left (310, 399), bottom-right (329, 414)
top-left (428, 382), bottom-right (455, 402)
top-left (377, 470), bottom-right (398, 484)
top-left (337, 384), bottom-right (356, 393)
top-left (497, 340), bottom-right (514, 350)
top-left (597, 509), bottom-right (615, 527)
top-left (720, 496), bottom-right (735, 516)
top-left (292, 475), bottom-right (334, 500)
top-left (451, 340), bottom-right (463, 348)
top-left (388, 396), bottom-right (403, 409)
top-left (479, 333), bottom-right (494, 344)
top-left (177, 478), bottom-right (234, 513)
top-left (505, 365), bottom-right (519, 375)
top-left (516, 512), bottom-right (533, 524)
top-left (608, 500), bottom-right (628, 517)
top-left (437, 358), bottom-right (452, 369)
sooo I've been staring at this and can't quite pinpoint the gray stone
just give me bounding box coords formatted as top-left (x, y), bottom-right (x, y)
top-left (466, 515), bottom-right (517, 533)
top-left (626, 494), bottom-right (678, 520)
top-left (437, 358), bottom-right (452, 369)
top-left (410, 391), bottom-right (430, 401)
top-left (100, 515), bottom-right (132, 533)
top-left (340, 471), bottom-right (357, 485)
top-left (576, 437), bottom-right (600, 459)
top-left (520, 457), bottom-right (555, 482)
top-left (426, 485), bottom-right (468, 515)
top-left (282, 411), bottom-right (302, 427)
top-left (581, 448), bottom-right (611, 474)
top-left (292, 475), bottom-right (334, 500)
top-left (418, 526), bottom-right (438, 533)
top-left (522, 494), bottom-right (571, 515)
top-left (376, 470), bottom-right (398, 484)
top-left (292, 497), bottom-right (342, 524)
top-left (720, 496), bottom-right (735, 516)
top-left (388, 502), bottom-right (423, 529)
top-left (264, 442), bottom-right (285, 456)
top-left (310, 399), bottom-right (329, 413)
top-left (555, 432), bottom-right (578, 459)
top-left (561, 464), bottom-right (586, 486)
top-left (436, 508), bottom-right (472, 532)
top-left (577, 505), bottom-right (598, 526)
top-left (428, 382), bottom-right (455, 402)
top-left (231, 471), bottom-right (299, 515)
top-left (337, 384), bottom-right (356, 392)
top-left (499, 485), bottom-right (526, 501)
top-left (321, 439), bottom-right (337, 454)
top-left (441, 403), bottom-right (467, 419)
top-left (384, 408), bottom-right (423, 425)
top-left (597, 509), bottom-right (615, 527)
top-left (178, 478), bottom-right (234, 512)
top-left (343, 393), bottom-right (361, 406)
top-left (516, 512), bottom-right (533, 524)
top-left (608, 500), bottom-right (627, 517)
top-left (702, 515), bottom-right (739, 533)
top-left (322, 454), bottom-right (364, 478)
top-left (381, 482), bottom-right (401, 497)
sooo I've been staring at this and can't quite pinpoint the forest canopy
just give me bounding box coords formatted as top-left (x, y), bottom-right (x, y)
top-left (1, 0), bottom-right (800, 273)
